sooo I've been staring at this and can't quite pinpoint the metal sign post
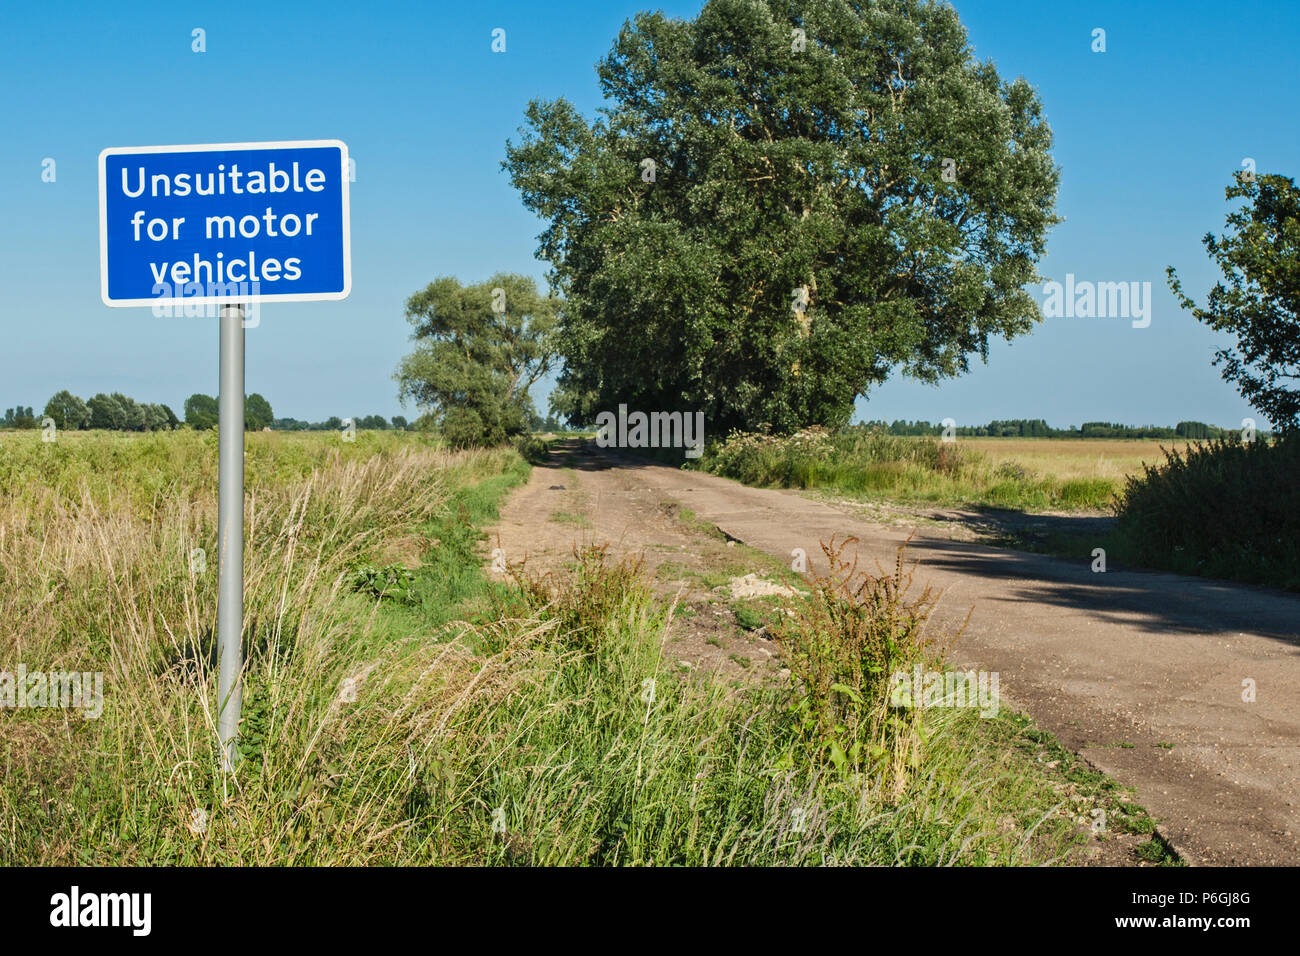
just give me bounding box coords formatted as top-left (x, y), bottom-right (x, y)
top-left (216, 304), bottom-right (245, 771)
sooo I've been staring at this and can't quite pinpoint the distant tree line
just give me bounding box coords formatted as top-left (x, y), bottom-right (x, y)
top-left (1, 392), bottom-right (406, 433)
top-left (183, 394), bottom-right (407, 432)
top-left (269, 414), bottom-right (408, 431)
top-left (6, 391), bottom-right (183, 431)
top-left (866, 419), bottom-right (1252, 439)
top-left (2, 406), bottom-right (38, 429)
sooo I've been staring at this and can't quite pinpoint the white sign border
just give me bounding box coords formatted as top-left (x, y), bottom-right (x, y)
top-left (98, 139), bottom-right (352, 307)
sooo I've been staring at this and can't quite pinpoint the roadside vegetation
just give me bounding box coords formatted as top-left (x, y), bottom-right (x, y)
top-left (0, 430), bottom-right (1162, 864)
top-left (1113, 436), bottom-right (1300, 591)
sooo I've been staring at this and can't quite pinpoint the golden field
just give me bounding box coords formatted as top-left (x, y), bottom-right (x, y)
top-left (956, 437), bottom-right (1195, 485)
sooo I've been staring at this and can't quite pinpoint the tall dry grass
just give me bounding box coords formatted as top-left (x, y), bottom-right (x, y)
top-left (0, 430), bottom-right (517, 863)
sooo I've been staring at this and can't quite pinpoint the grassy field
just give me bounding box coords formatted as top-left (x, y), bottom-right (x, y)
top-left (0, 429), bottom-right (1169, 864)
top-left (956, 437), bottom-right (1191, 491)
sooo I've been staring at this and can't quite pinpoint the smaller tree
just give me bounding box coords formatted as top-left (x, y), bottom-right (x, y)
top-left (395, 273), bottom-right (559, 447)
top-left (184, 393), bottom-right (219, 429)
top-left (1169, 172), bottom-right (1300, 435)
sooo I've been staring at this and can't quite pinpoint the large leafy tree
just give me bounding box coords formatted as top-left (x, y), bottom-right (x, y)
top-left (1168, 173), bottom-right (1300, 435)
top-left (504, 0), bottom-right (1059, 434)
top-left (395, 273), bottom-right (559, 446)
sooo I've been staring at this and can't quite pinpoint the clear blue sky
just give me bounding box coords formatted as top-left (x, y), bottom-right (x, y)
top-left (1, 0), bottom-right (1296, 428)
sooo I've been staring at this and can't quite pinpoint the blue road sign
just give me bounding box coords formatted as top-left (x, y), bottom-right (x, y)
top-left (99, 140), bottom-right (351, 306)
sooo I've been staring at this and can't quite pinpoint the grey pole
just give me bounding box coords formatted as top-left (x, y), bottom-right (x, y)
top-left (217, 303), bottom-right (245, 771)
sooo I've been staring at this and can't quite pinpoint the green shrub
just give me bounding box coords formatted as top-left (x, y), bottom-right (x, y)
top-left (351, 562), bottom-right (418, 604)
top-left (706, 426), bottom-right (978, 490)
top-left (1116, 437), bottom-right (1300, 589)
top-left (770, 538), bottom-right (942, 797)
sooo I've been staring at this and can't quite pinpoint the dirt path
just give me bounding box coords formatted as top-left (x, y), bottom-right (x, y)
top-left (490, 440), bottom-right (1300, 865)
